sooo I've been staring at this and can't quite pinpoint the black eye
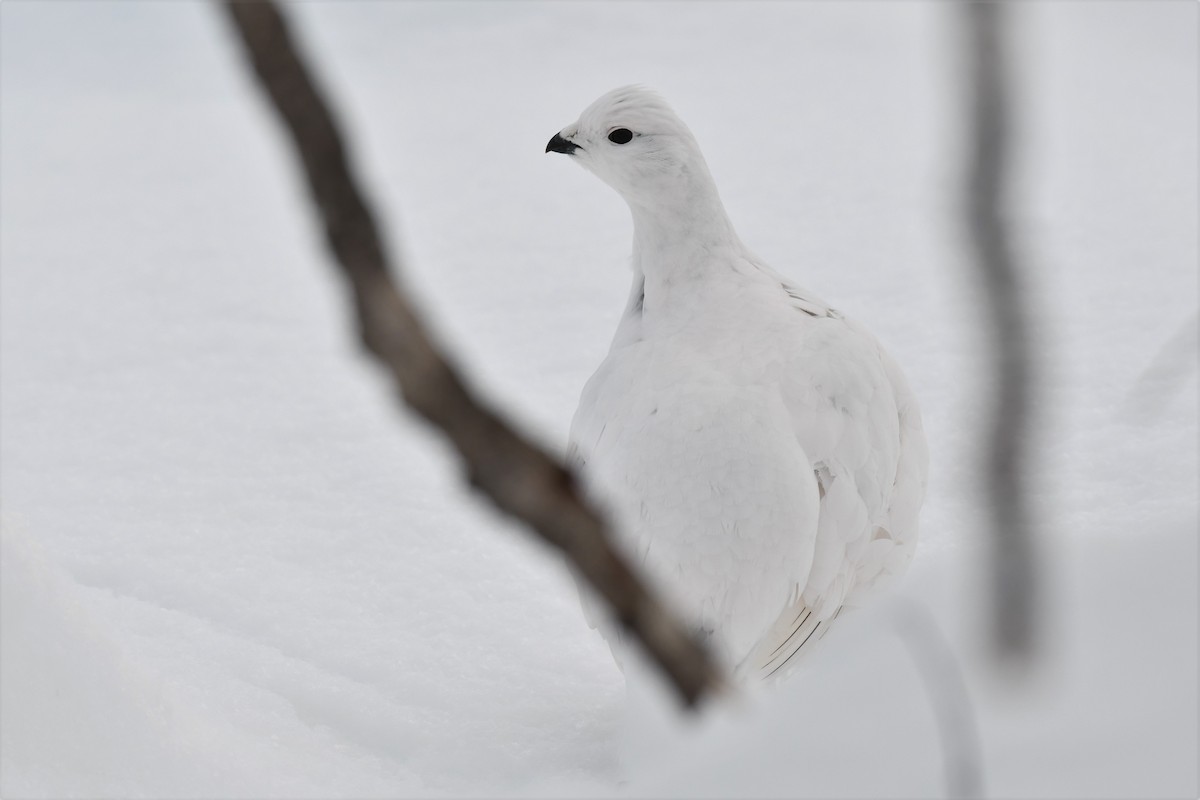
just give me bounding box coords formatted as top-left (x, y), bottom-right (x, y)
top-left (607, 128), bottom-right (634, 144)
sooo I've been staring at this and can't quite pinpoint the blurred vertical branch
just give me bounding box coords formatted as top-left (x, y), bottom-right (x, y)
top-left (893, 600), bottom-right (985, 798)
top-left (962, 3), bottom-right (1039, 666)
top-left (220, 0), bottom-right (725, 708)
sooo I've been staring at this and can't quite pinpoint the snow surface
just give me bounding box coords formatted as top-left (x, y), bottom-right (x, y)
top-left (0, 1), bottom-right (1195, 797)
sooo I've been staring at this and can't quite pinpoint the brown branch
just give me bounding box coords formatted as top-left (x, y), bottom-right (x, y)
top-left (962, 3), bottom-right (1040, 666)
top-left (219, 1), bottom-right (725, 707)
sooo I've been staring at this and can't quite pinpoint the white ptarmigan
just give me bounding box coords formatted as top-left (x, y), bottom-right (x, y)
top-left (547, 86), bottom-right (928, 682)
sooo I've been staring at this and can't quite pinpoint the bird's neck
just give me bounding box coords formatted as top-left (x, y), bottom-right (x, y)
top-left (629, 182), bottom-right (742, 290)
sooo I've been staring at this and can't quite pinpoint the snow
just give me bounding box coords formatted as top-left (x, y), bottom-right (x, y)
top-left (1, 1), bottom-right (1195, 797)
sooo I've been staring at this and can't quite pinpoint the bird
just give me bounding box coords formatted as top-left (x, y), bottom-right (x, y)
top-left (546, 86), bottom-right (927, 683)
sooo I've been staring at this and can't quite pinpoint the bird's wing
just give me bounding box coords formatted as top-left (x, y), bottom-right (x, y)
top-left (726, 279), bottom-right (925, 678)
top-left (736, 598), bottom-right (843, 682)
top-left (774, 280), bottom-right (928, 622)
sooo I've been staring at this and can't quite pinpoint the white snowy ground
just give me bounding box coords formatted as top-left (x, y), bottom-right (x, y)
top-left (1, 2), bottom-right (1195, 797)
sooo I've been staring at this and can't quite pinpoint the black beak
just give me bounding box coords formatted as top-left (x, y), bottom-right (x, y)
top-left (545, 132), bottom-right (579, 155)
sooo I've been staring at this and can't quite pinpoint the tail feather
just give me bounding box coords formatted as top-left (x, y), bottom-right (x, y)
top-left (738, 601), bottom-right (844, 682)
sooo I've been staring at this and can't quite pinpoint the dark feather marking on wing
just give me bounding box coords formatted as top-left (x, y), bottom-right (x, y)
top-left (765, 620), bottom-right (823, 679)
top-left (782, 284), bottom-right (819, 317)
top-left (766, 609), bottom-right (812, 660)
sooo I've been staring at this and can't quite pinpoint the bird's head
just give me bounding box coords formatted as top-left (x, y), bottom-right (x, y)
top-left (546, 86), bottom-right (711, 209)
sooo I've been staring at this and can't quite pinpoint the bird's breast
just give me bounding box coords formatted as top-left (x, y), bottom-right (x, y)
top-left (570, 337), bottom-right (821, 664)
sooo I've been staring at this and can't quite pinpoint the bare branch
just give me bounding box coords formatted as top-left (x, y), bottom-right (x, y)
top-left (220, 0), bottom-right (726, 707)
top-left (961, 3), bottom-right (1040, 666)
top-left (892, 599), bottom-right (985, 799)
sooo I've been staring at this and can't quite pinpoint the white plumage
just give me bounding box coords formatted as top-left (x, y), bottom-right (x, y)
top-left (547, 86), bottom-right (927, 682)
